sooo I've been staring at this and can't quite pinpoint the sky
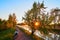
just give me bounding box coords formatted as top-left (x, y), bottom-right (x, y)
top-left (0, 0), bottom-right (60, 22)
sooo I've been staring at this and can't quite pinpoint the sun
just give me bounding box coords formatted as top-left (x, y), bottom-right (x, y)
top-left (34, 21), bottom-right (40, 27)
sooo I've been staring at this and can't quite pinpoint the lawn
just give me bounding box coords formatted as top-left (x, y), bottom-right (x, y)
top-left (0, 28), bottom-right (15, 40)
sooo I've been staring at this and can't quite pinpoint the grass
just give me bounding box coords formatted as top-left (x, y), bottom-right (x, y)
top-left (0, 28), bottom-right (15, 40)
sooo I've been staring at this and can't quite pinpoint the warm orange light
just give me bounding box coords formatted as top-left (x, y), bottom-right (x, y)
top-left (34, 22), bottom-right (40, 27)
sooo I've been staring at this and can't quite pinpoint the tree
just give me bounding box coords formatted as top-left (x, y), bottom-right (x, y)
top-left (0, 13), bottom-right (17, 31)
top-left (8, 13), bottom-right (17, 27)
top-left (50, 8), bottom-right (60, 29)
top-left (0, 19), bottom-right (8, 30)
top-left (8, 14), bottom-right (13, 27)
top-left (22, 1), bottom-right (58, 36)
top-left (22, 1), bottom-right (48, 35)
top-left (0, 18), bottom-right (2, 24)
top-left (12, 13), bottom-right (17, 27)
top-left (8, 14), bottom-right (13, 22)
top-left (0, 19), bottom-right (2, 30)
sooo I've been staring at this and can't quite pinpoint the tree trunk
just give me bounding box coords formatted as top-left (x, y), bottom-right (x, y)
top-left (31, 29), bottom-right (35, 35)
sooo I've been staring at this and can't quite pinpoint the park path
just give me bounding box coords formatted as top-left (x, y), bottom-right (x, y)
top-left (14, 27), bottom-right (34, 40)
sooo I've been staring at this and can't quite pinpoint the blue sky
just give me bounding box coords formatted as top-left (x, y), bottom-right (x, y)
top-left (0, 0), bottom-right (60, 22)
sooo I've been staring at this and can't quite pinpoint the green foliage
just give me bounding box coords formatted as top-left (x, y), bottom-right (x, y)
top-left (8, 13), bottom-right (17, 27)
top-left (0, 28), bottom-right (15, 40)
top-left (22, 1), bottom-right (60, 36)
top-left (22, 1), bottom-right (49, 35)
top-left (0, 13), bottom-right (17, 31)
top-left (0, 19), bottom-right (7, 31)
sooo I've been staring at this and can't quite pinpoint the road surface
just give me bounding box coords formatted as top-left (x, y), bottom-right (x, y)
top-left (14, 27), bottom-right (34, 40)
